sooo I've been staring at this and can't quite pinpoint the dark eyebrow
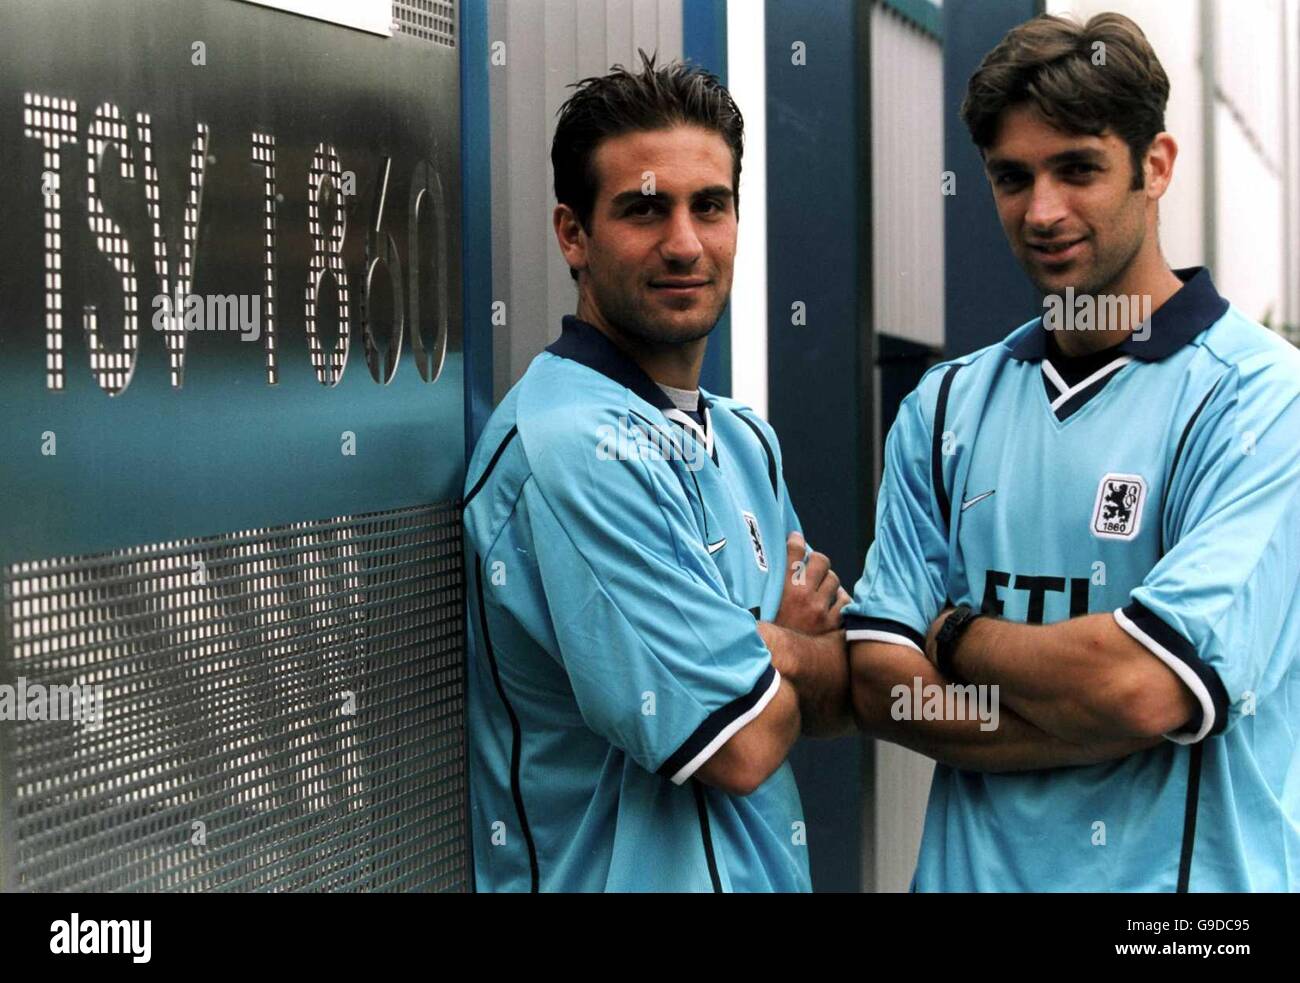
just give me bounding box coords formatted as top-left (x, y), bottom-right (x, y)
top-left (609, 189), bottom-right (661, 209)
top-left (984, 158), bottom-right (1026, 177)
top-left (1044, 148), bottom-right (1106, 167)
top-left (693, 186), bottom-right (735, 202)
top-left (985, 148), bottom-right (1106, 175)
top-left (608, 186), bottom-right (735, 209)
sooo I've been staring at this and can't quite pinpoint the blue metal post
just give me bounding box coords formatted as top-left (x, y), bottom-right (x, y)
top-left (462, 0), bottom-right (494, 453)
top-left (943, 0), bottom-right (1044, 357)
top-left (684, 0), bottom-right (733, 397)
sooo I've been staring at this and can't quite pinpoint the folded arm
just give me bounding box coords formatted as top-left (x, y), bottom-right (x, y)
top-left (927, 609), bottom-right (1198, 745)
top-left (850, 638), bottom-right (1160, 772)
top-left (697, 534), bottom-right (855, 794)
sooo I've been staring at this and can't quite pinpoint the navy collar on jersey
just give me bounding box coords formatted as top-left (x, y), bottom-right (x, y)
top-left (547, 316), bottom-right (710, 415)
top-left (1008, 267), bottom-right (1229, 363)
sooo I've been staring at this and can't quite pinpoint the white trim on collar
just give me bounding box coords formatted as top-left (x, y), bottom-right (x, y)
top-left (663, 405), bottom-right (714, 459)
top-left (1042, 356), bottom-right (1132, 411)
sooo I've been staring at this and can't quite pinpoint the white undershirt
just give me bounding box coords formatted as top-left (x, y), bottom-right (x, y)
top-left (656, 382), bottom-right (701, 414)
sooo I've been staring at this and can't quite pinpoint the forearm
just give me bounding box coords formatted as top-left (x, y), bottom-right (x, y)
top-left (949, 614), bottom-right (1191, 743)
top-left (759, 622), bottom-right (854, 738)
top-left (696, 675), bottom-right (801, 795)
top-left (850, 641), bottom-right (1158, 772)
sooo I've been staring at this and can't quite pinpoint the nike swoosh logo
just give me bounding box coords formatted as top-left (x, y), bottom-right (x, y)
top-left (707, 538), bottom-right (727, 555)
top-left (960, 490), bottom-right (996, 512)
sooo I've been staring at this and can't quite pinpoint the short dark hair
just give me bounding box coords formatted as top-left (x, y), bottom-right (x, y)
top-left (551, 50), bottom-right (744, 275)
top-left (961, 12), bottom-right (1170, 189)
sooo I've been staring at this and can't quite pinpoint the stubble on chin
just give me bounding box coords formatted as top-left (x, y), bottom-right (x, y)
top-left (604, 293), bottom-right (724, 348)
top-left (1023, 253), bottom-right (1109, 299)
top-left (1030, 223), bottom-right (1146, 300)
top-left (629, 315), bottom-right (717, 346)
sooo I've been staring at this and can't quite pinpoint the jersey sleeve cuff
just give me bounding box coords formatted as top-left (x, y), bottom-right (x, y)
top-left (658, 664), bottom-right (781, 786)
top-left (843, 614), bottom-right (925, 654)
top-left (1113, 601), bottom-right (1230, 744)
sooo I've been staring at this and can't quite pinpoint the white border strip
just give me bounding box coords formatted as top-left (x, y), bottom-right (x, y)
top-left (845, 628), bottom-right (924, 655)
top-left (726, 0), bottom-right (767, 415)
top-left (670, 668), bottom-right (782, 784)
top-left (1113, 607), bottom-right (1214, 744)
top-left (239, 0), bottom-right (392, 36)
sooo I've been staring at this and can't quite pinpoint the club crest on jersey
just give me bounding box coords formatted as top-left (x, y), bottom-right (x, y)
top-left (742, 511), bottom-right (769, 572)
top-left (1091, 473), bottom-right (1146, 541)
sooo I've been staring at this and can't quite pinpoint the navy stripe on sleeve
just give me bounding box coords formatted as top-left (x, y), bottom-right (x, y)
top-left (844, 614), bottom-right (926, 653)
top-left (657, 664), bottom-right (779, 785)
top-left (1115, 600), bottom-right (1231, 741)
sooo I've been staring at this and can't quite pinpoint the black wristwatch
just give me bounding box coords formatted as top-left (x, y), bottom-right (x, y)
top-left (935, 605), bottom-right (981, 680)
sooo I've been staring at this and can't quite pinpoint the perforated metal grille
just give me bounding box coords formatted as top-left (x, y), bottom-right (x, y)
top-left (251, 131), bottom-right (279, 384)
top-left (392, 0), bottom-right (456, 48)
top-left (22, 92), bottom-right (76, 392)
top-left (306, 143), bottom-right (351, 387)
top-left (1, 503), bottom-right (468, 892)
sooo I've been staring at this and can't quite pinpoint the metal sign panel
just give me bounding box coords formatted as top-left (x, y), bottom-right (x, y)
top-left (0, 0), bottom-right (468, 891)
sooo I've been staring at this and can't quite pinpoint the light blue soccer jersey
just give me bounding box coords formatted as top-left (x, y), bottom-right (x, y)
top-left (463, 316), bottom-right (811, 892)
top-left (846, 268), bottom-right (1300, 891)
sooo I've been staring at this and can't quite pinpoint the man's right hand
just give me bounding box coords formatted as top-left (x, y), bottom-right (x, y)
top-left (773, 532), bottom-right (851, 636)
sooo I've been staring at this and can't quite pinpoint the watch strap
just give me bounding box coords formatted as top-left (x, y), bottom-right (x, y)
top-left (936, 605), bottom-right (980, 679)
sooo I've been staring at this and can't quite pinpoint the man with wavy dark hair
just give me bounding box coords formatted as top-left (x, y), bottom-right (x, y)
top-left (463, 53), bottom-right (852, 892)
top-left (846, 13), bottom-right (1300, 891)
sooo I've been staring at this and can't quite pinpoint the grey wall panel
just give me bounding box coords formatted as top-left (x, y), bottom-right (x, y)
top-left (577, 1), bottom-right (611, 80)
top-left (546, 0), bottom-right (584, 336)
top-left (488, 0), bottom-right (683, 400)
top-left (871, 1), bottom-right (944, 350)
top-left (864, 0), bottom-right (944, 892)
top-left (607, 0), bottom-right (636, 65)
top-left (657, 0), bottom-right (685, 62)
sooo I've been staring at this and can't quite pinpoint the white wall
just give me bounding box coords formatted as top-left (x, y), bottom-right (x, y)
top-left (1212, 0), bottom-right (1287, 323)
top-left (1047, 0), bottom-right (1299, 329)
top-left (1286, 0), bottom-right (1300, 331)
top-left (1045, 0), bottom-right (1207, 267)
top-left (726, 0), bottom-right (768, 415)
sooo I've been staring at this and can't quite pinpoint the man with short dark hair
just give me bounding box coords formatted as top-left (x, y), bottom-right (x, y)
top-left (464, 53), bottom-right (852, 892)
top-left (846, 13), bottom-right (1300, 890)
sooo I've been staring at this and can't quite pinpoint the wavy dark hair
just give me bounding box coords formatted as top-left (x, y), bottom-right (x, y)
top-left (552, 50), bottom-right (744, 277)
top-left (962, 13), bottom-right (1170, 189)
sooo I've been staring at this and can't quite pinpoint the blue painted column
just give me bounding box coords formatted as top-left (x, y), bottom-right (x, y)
top-left (461, 0), bottom-right (494, 453)
top-left (460, 0), bottom-right (492, 892)
top-left (765, 0), bottom-right (870, 893)
top-left (943, 0), bottom-right (1044, 357)
top-left (684, 0), bottom-right (732, 397)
